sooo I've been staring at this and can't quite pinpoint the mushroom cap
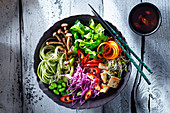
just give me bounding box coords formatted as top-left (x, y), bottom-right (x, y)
top-left (61, 23), bottom-right (68, 27)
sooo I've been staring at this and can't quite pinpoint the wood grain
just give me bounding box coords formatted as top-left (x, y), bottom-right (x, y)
top-left (1, 0), bottom-right (169, 113)
top-left (136, 0), bottom-right (170, 113)
top-left (0, 0), bottom-right (22, 113)
top-left (21, 0), bottom-right (103, 113)
top-left (103, 0), bottom-right (142, 113)
top-left (21, 0), bottom-right (76, 113)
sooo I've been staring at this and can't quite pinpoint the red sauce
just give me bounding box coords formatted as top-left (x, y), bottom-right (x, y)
top-left (129, 3), bottom-right (160, 34)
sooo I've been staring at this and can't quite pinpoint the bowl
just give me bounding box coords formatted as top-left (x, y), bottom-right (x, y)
top-left (34, 14), bottom-right (132, 109)
top-left (128, 2), bottom-right (162, 36)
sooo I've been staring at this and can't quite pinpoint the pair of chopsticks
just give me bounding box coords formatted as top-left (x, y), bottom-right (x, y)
top-left (88, 4), bottom-right (152, 85)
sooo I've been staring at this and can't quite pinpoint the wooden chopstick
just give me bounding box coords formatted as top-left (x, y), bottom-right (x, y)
top-left (89, 4), bottom-right (151, 85)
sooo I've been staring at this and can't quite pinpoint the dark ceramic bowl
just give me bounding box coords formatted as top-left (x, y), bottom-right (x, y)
top-left (128, 2), bottom-right (162, 36)
top-left (34, 14), bottom-right (132, 109)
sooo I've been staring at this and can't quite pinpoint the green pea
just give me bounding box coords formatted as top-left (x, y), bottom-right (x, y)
top-left (63, 76), bottom-right (68, 82)
top-left (60, 92), bottom-right (66, 96)
top-left (62, 82), bottom-right (66, 87)
top-left (59, 88), bottom-right (65, 92)
top-left (57, 84), bottom-right (62, 89)
top-left (53, 89), bottom-right (59, 95)
top-left (77, 91), bottom-right (82, 95)
top-left (51, 83), bottom-right (57, 88)
top-left (58, 80), bottom-right (63, 84)
top-left (66, 90), bottom-right (70, 94)
top-left (49, 85), bottom-right (54, 90)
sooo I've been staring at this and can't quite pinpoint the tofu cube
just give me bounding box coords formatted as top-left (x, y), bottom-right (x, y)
top-left (100, 72), bottom-right (107, 83)
top-left (98, 63), bottom-right (108, 70)
top-left (100, 83), bottom-right (110, 93)
top-left (107, 76), bottom-right (120, 88)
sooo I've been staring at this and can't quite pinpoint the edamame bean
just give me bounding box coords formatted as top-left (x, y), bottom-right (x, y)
top-left (51, 82), bottom-right (57, 88)
top-left (59, 88), bottom-right (65, 92)
top-left (62, 82), bottom-right (66, 87)
top-left (66, 90), bottom-right (69, 94)
top-left (60, 92), bottom-right (66, 95)
top-left (53, 89), bottom-right (59, 95)
top-left (58, 80), bottom-right (63, 84)
top-left (63, 76), bottom-right (68, 82)
top-left (49, 85), bottom-right (54, 90)
top-left (57, 84), bottom-right (62, 89)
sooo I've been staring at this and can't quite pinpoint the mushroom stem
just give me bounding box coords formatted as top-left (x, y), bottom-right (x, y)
top-left (66, 33), bottom-right (72, 37)
top-left (58, 46), bottom-right (65, 51)
top-left (67, 37), bottom-right (71, 50)
top-left (58, 29), bottom-right (67, 39)
top-left (46, 41), bottom-right (64, 45)
top-left (65, 30), bottom-right (69, 34)
top-left (64, 50), bottom-right (67, 60)
top-left (62, 38), bottom-right (67, 48)
top-left (53, 32), bottom-right (62, 42)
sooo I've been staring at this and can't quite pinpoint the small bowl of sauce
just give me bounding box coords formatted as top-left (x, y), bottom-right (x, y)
top-left (128, 2), bottom-right (161, 36)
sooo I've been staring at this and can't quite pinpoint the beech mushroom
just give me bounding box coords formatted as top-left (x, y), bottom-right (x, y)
top-left (49, 23), bottom-right (73, 61)
top-left (66, 33), bottom-right (72, 37)
top-left (62, 38), bottom-right (67, 47)
top-left (66, 37), bottom-right (71, 50)
top-left (65, 30), bottom-right (69, 34)
top-left (46, 41), bottom-right (64, 46)
top-left (58, 28), bottom-right (66, 39)
top-left (61, 23), bottom-right (68, 31)
top-left (53, 32), bottom-right (62, 42)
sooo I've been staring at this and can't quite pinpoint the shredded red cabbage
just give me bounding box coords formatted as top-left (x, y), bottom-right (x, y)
top-left (66, 62), bottom-right (100, 105)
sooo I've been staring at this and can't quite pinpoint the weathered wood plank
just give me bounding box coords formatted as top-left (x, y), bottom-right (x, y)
top-left (22, 0), bottom-right (104, 113)
top-left (0, 0), bottom-right (22, 113)
top-left (136, 0), bottom-right (170, 113)
top-left (21, 0), bottom-right (76, 113)
top-left (103, 0), bottom-right (141, 113)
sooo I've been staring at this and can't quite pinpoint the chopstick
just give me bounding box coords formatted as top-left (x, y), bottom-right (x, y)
top-left (91, 9), bottom-right (152, 74)
top-left (89, 4), bottom-right (151, 85)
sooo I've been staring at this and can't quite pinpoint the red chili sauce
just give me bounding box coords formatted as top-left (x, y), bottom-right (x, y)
top-left (129, 4), bottom-right (159, 34)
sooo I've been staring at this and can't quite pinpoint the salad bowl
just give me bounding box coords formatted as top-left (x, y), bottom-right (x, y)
top-left (34, 14), bottom-right (132, 109)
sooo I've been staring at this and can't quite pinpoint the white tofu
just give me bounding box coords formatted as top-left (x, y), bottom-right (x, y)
top-left (100, 83), bottom-right (110, 93)
top-left (107, 76), bottom-right (120, 88)
top-left (100, 72), bottom-right (107, 83)
top-left (98, 63), bottom-right (108, 70)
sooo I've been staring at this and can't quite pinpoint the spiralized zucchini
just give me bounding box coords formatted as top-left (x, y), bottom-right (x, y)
top-left (37, 44), bottom-right (70, 84)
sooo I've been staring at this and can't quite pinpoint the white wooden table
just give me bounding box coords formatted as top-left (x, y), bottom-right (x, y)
top-left (0, 0), bottom-right (169, 113)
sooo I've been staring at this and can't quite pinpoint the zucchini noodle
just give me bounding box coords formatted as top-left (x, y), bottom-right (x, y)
top-left (37, 44), bottom-right (69, 84)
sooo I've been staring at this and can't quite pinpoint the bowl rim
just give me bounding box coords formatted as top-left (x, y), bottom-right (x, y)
top-left (128, 2), bottom-right (162, 36)
top-left (34, 14), bottom-right (132, 109)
